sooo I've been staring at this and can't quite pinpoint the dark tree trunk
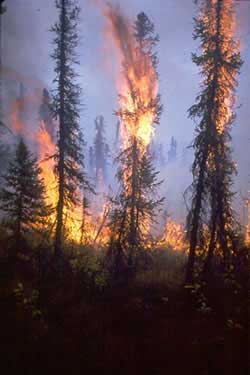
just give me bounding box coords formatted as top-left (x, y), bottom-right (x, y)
top-left (54, 0), bottom-right (66, 257)
top-left (186, 151), bottom-right (207, 284)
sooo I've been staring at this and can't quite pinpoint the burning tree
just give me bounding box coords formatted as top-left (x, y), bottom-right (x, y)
top-left (0, 138), bottom-right (50, 252)
top-left (51, 0), bottom-right (88, 257)
top-left (186, 0), bottom-right (242, 283)
top-left (105, 8), bottom-right (164, 277)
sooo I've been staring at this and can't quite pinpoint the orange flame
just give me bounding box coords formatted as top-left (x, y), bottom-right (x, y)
top-left (200, 0), bottom-right (240, 135)
top-left (37, 123), bottom-right (110, 245)
top-left (9, 84), bottom-right (110, 245)
top-left (102, 4), bottom-right (159, 151)
top-left (161, 218), bottom-right (188, 251)
top-left (37, 122), bottom-right (57, 211)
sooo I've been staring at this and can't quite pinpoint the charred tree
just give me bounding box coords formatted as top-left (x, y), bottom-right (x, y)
top-left (186, 0), bottom-right (242, 283)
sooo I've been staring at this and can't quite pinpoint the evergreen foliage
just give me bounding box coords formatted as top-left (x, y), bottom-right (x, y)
top-left (186, 0), bottom-right (243, 283)
top-left (108, 12), bottom-right (164, 278)
top-left (51, 0), bottom-right (88, 256)
top-left (0, 138), bottom-right (50, 246)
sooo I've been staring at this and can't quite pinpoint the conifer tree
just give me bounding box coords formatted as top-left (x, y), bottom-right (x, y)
top-left (109, 12), bottom-right (163, 276)
top-left (51, 0), bottom-right (86, 256)
top-left (186, 0), bottom-right (242, 283)
top-left (39, 88), bottom-right (54, 140)
top-left (0, 138), bottom-right (50, 249)
top-left (93, 115), bottom-right (109, 186)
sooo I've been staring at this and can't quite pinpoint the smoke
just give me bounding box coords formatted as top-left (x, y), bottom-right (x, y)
top-left (2, 0), bottom-right (249, 225)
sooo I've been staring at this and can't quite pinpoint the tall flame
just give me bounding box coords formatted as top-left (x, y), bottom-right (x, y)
top-left (37, 123), bottom-right (110, 245)
top-left (9, 92), bottom-right (110, 246)
top-left (102, 4), bottom-right (159, 151)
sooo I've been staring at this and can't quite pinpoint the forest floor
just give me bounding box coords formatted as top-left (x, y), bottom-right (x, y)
top-left (0, 253), bottom-right (248, 375)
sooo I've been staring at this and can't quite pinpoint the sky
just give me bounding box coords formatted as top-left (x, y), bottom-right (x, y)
top-left (1, 0), bottom-right (250, 220)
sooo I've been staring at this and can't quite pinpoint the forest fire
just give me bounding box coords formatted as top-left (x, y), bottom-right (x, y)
top-left (200, 0), bottom-right (239, 135)
top-left (37, 125), bottom-right (110, 245)
top-left (37, 122), bottom-right (57, 212)
top-left (10, 107), bottom-right (110, 246)
top-left (100, 4), bottom-right (163, 251)
top-left (103, 4), bottom-right (159, 152)
top-left (0, 2), bottom-right (248, 374)
top-left (160, 219), bottom-right (188, 252)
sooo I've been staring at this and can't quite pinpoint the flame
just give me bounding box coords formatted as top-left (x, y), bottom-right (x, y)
top-left (99, 4), bottom-right (161, 243)
top-left (37, 122), bottom-right (57, 211)
top-left (10, 89), bottom-right (43, 137)
top-left (102, 4), bottom-right (159, 151)
top-left (8, 81), bottom-right (110, 246)
top-left (161, 219), bottom-right (188, 252)
top-left (37, 123), bottom-right (110, 245)
top-left (200, 0), bottom-right (239, 135)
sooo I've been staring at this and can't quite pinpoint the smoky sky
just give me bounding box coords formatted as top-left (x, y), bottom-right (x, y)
top-left (2, 0), bottom-right (250, 216)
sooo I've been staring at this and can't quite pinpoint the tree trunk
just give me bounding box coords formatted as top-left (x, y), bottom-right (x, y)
top-left (54, 0), bottom-right (66, 257)
top-left (186, 149), bottom-right (208, 284)
top-left (203, 214), bottom-right (217, 278)
top-left (128, 138), bottom-right (138, 268)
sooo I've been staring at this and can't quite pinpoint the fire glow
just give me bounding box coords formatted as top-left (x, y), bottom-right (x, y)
top-left (9, 92), bottom-right (110, 246)
top-left (102, 3), bottom-right (159, 152)
top-left (161, 219), bottom-right (188, 252)
top-left (200, 0), bottom-right (239, 135)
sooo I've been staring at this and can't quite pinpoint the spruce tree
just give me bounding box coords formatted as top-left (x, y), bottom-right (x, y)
top-left (186, 0), bottom-right (242, 283)
top-left (93, 115), bottom-right (109, 187)
top-left (109, 12), bottom-right (163, 277)
top-left (0, 138), bottom-right (50, 249)
top-left (51, 0), bottom-right (86, 256)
